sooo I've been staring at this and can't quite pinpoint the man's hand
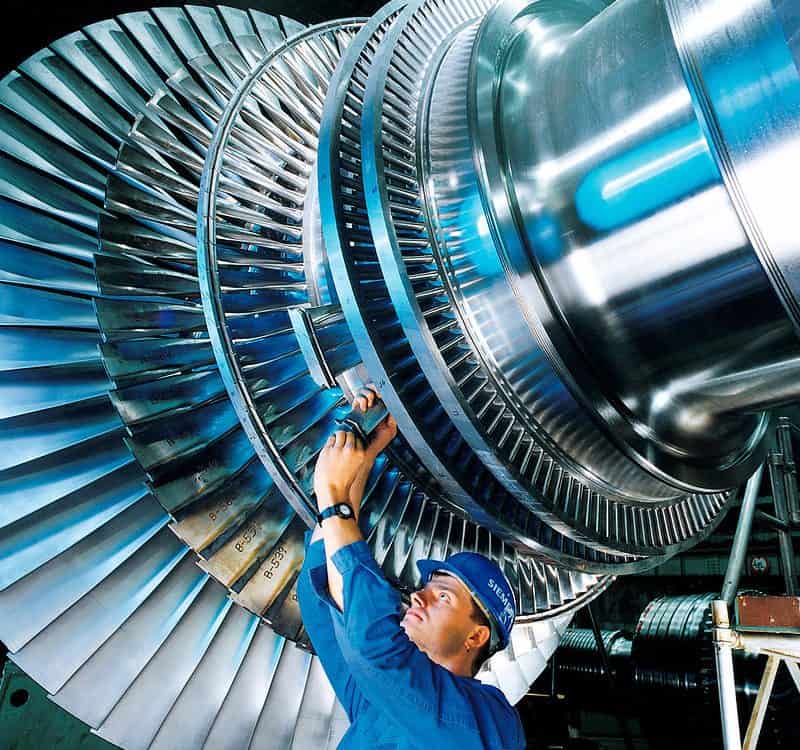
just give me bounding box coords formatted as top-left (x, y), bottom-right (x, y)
top-left (348, 386), bottom-right (397, 509)
top-left (352, 385), bottom-right (397, 460)
top-left (313, 385), bottom-right (398, 512)
top-left (313, 429), bottom-right (370, 509)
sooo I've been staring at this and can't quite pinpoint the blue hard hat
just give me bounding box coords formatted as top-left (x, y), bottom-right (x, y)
top-left (416, 552), bottom-right (516, 652)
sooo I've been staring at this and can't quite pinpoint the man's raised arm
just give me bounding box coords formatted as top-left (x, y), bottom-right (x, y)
top-left (312, 386), bottom-right (397, 610)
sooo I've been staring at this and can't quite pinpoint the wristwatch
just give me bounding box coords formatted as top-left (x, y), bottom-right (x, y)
top-left (316, 502), bottom-right (355, 525)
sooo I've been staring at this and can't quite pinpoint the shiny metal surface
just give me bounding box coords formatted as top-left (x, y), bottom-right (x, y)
top-left (667, 0), bottom-right (800, 337)
top-left (11, 529), bottom-right (189, 693)
top-left (713, 600), bottom-right (744, 749)
top-left (334, 0), bottom-right (740, 561)
top-left (319, 0), bottom-right (468, 513)
top-left (550, 592), bottom-right (788, 703)
top-left (288, 304), bottom-right (362, 389)
top-left (148, 604), bottom-right (260, 750)
top-left (95, 580), bottom-right (233, 750)
top-left (721, 465), bottom-right (763, 608)
top-left (189, 9), bottom-right (602, 593)
top-left (470, 0), bottom-right (800, 501)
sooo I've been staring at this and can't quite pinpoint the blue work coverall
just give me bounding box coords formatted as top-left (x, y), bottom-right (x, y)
top-left (297, 534), bottom-right (526, 749)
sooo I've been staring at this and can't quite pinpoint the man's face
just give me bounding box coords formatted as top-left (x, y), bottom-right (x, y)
top-left (400, 572), bottom-right (483, 662)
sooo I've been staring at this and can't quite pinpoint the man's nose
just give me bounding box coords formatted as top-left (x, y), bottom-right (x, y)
top-left (410, 589), bottom-right (426, 608)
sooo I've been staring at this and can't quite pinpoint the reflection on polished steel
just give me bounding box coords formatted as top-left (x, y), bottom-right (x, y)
top-left (477, 0), bottom-right (800, 498)
top-left (196, 19), bottom-right (366, 530)
top-left (352, 0), bottom-right (800, 560)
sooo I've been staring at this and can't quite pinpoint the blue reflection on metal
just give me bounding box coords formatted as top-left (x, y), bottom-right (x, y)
top-left (526, 212), bottom-right (562, 264)
top-left (575, 121), bottom-right (719, 232)
top-left (577, 10), bottom-right (800, 235)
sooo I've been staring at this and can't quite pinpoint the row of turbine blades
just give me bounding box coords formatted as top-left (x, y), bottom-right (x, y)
top-left (0, 4), bottom-right (611, 748)
top-left (83, 1), bottom-right (608, 621)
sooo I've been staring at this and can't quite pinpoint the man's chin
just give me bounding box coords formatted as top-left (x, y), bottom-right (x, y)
top-left (400, 616), bottom-right (422, 644)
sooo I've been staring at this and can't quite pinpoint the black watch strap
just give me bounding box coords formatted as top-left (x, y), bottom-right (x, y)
top-left (316, 502), bottom-right (355, 525)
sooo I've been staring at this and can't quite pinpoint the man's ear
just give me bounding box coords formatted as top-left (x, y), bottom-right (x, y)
top-left (467, 623), bottom-right (491, 651)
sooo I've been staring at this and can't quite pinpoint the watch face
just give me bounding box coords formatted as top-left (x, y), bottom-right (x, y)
top-left (337, 503), bottom-right (353, 518)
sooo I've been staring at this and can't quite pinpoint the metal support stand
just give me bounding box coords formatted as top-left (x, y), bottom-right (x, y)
top-left (713, 600), bottom-right (743, 750)
top-left (714, 603), bottom-right (800, 750)
top-left (714, 418), bottom-right (800, 750)
top-left (722, 467), bottom-right (763, 607)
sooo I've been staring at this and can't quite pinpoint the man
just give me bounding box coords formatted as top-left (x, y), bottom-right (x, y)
top-left (297, 386), bottom-right (526, 749)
